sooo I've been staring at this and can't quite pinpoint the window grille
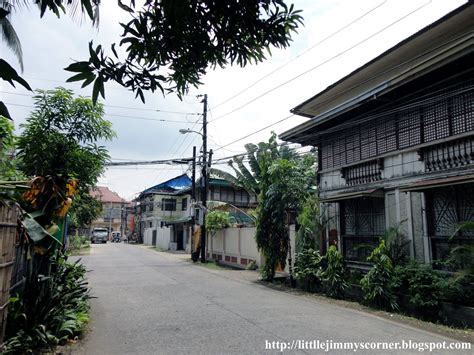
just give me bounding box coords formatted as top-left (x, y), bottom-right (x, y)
top-left (341, 197), bottom-right (385, 262)
top-left (426, 184), bottom-right (474, 264)
top-left (318, 77), bottom-right (474, 171)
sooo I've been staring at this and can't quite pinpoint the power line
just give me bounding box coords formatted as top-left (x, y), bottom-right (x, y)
top-left (211, 0), bottom-right (388, 111)
top-left (0, 90), bottom-right (200, 116)
top-left (105, 157), bottom-right (193, 167)
top-left (1, 102), bottom-right (194, 124)
top-left (213, 114), bottom-right (295, 152)
top-left (208, 0), bottom-right (432, 124)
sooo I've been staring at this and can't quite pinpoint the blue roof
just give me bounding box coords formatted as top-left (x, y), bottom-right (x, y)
top-left (140, 174), bottom-right (192, 197)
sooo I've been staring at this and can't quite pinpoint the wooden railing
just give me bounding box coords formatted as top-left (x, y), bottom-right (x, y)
top-left (421, 137), bottom-right (474, 172)
top-left (341, 159), bottom-right (384, 186)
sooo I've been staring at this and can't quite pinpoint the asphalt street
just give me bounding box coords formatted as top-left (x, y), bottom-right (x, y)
top-left (72, 243), bottom-right (471, 355)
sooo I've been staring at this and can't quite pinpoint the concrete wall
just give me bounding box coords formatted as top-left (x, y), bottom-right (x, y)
top-left (208, 226), bottom-right (296, 271)
top-left (143, 226), bottom-right (171, 250)
top-left (319, 150), bottom-right (424, 192)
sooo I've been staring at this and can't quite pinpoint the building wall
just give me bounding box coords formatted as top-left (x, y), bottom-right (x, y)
top-left (143, 225), bottom-right (172, 250)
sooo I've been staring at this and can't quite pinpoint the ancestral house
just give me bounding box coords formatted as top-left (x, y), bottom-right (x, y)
top-left (195, 176), bottom-right (258, 211)
top-left (136, 174), bottom-right (193, 251)
top-left (90, 186), bottom-right (130, 237)
top-left (281, 3), bottom-right (474, 268)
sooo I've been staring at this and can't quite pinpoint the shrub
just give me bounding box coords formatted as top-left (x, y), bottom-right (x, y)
top-left (294, 248), bottom-right (323, 291)
top-left (3, 255), bottom-right (91, 353)
top-left (360, 240), bottom-right (398, 311)
top-left (320, 246), bottom-right (348, 299)
top-left (206, 210), bottom-right (232, 237)
top-left (443, 273), bottom-right (474, 307)
top-left (68, 234), bottom-right (90, 253)
top-left (381, 225), bottom-right (411, 267)
top-left (393, 262), bottom-right (446, 318)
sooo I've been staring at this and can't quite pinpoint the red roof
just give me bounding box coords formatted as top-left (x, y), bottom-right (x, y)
top-left (90, 186), bottom-right (127, 203)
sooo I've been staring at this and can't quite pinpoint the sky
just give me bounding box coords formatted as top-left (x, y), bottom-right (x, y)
top-left (0, 0), bottom-right (467, 200)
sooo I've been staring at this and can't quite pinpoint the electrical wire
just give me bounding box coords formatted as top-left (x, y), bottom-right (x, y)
top-left (1, 101), bottom-right (195, 124)
top-left (211, 0), bottom-right (388, 111)
top-left (208, 0), bottom-right (432, 124)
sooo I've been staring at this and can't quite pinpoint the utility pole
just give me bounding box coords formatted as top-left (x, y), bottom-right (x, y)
top-left (200, 94), bottom-right (208, 263)
top-left (108, 201), bottom-right (113, 240)
top-left (191, 146), bottom-right (196, 259)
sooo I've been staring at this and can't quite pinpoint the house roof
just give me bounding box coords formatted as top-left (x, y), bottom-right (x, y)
top-left (90, 186), bottom-right (126, 204)
top-left (139, 174), bottom-right (192, 198)
top-left (281, 2), bottom-right (474, 143)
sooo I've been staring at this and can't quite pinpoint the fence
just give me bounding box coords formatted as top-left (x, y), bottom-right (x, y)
top-left (208, 225), bottom-right (296, 272)
top-left (0, 203), bottom-right (18, 344)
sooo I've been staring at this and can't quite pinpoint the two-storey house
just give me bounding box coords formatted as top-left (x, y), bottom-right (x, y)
top-left (90, 186), bottom-right (130, 237)
top-left (137, 174), bottom-right (192, 251)
top-left (281, 3), bottom-right (474, 268)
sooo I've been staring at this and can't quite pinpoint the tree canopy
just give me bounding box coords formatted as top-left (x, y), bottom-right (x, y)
top-left (213, 133), bottom-right (317, 281)
top-left (17, 87), bottom-right (114, 217)
top-left (0, 0), bottom-right (303, 111)
top-left (17, 88), bottom-right (114, 187)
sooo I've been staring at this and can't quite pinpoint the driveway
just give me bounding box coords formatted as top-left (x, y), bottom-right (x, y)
top-left (72, 243), bottom-right (472, 354)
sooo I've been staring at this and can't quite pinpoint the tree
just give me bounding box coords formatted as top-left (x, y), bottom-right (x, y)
top-left (256, 155), bottom-right (316, 281)
top-left (0, 0), bottom-right (100, 117)
top-left (211, 132), bottom-right (298, 196)
top-left (0, 0), bottom-right (23, 71)
top-left (17, 87), bottom-right (114, 217)
top-left (295, 193), bottom-right (322, 253)
top-left (212, 133), bottom-right (316, 281)
top-left (1, 1), bottom-right (303, 109)
top-left (68, 193), bottom-right (103, 230)
top-left (66, 0), bottom-right (303, 103)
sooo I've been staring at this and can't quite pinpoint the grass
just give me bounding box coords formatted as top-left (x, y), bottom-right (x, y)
top-left (195, 260), bottom-right (227, 270)
top-left (68, 235), bottom-right (91, 256)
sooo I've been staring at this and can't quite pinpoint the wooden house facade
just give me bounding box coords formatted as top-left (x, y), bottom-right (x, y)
top-left (281, 3), bottom-right (474, 267)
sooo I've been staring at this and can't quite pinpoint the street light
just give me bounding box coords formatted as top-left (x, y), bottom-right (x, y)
top-left (179, 128), bottom-right (203, 137)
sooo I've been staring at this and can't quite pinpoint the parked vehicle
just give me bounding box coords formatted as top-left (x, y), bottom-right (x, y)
top-left (91, 228), bottom-right (108, 244)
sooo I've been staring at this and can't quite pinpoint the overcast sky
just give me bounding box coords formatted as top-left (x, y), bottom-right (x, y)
top-left (0, 0), bottom-right (467, 200)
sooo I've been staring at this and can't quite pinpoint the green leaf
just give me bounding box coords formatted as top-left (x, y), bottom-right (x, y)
top-left (92, 77), bottom-right (105, 104)
top-left (0, 59), bottom-right (32, 90)
top-left (66, 72), bottom-right (94, 83)
top-left (81, 0), bottom-right (94, 20)
top-left (64, 61), bottom-right (91, 73)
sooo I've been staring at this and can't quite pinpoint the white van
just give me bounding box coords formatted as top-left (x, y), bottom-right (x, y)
top-left (91, 228), bottom-right (108, 244)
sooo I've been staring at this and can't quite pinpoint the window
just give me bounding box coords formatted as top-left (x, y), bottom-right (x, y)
top-left (162, 199), bottom-right (177, 211)
top-left (182, 198), bottom-right (188, 211)
top-left (341, 197), bottom-right (386, 262)
top-left (426, 184), bottom-right (474, 265)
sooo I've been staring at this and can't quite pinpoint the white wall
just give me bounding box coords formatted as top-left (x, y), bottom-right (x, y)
top-left (208, 226), bottom-right (296, 271)
top-left (143, 227), bottom-right (171, 250)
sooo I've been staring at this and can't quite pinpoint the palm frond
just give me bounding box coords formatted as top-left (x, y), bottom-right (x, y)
top-left (209, 168), bottom-right (240, 187)
top-left (0, 16), bottom-right (23, 71)
top-left (233, 156), bottom-right (258, 194)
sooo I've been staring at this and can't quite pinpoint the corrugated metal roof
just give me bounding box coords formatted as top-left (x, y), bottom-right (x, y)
top-left (139, 174), bottom-right (192, 197)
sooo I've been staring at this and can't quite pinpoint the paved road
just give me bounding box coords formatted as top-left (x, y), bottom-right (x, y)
top-left (72, 243), bottom-right (469, 355)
